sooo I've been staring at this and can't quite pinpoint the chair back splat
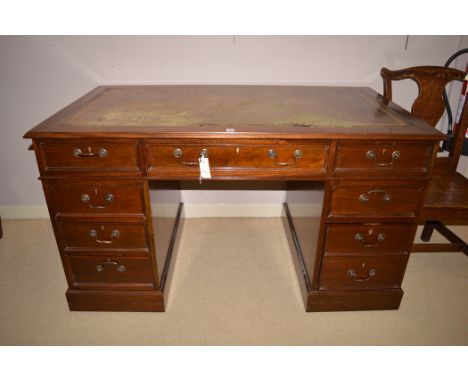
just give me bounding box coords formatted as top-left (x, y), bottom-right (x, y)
top-left (380, 65), bottom-right (468, 256)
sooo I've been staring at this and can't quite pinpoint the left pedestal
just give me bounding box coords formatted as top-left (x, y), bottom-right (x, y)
top-left (32, 139), bottom-right (182, 312)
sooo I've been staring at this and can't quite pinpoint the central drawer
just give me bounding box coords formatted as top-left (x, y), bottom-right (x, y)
top-left (145, 141), bottom-right (329, 177)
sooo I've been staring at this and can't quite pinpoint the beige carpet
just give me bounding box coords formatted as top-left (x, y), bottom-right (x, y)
top-left (0, 218), bottom-right (467, 345)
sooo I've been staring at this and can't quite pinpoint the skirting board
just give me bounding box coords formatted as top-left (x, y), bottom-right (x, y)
top-left (0, 203), bottom-right (323, 219)
top-left (0, 203), bottom-right (321, 219)
top-left (182, 203), bottom-right (284, 217)
top-left (0, 205), bottom-right (51, 219)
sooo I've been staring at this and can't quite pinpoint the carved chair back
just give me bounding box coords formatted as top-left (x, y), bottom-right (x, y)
top-left (381, 66), bottom-right (468, 173)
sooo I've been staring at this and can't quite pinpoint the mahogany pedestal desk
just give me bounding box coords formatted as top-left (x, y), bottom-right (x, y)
top-left (24, 85), bottom-right (443, 312)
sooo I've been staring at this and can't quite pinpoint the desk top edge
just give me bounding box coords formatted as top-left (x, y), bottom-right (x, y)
top-left (24, 85), bottom-right (444, 141)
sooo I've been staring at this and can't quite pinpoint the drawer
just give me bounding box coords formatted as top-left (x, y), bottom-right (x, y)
top-left (323, 223), bottom-right (414, 256)
top-left (328, 181), bottom-right (425, 220)
top-left (37, 140), bottom-right (140, 173)
top-left (145, 141), bottom-right (329, 176)
top-left (319, 255), bottom-right (408, 291)
top-left (65, 256), bottom-right (155, 289)
top-left (57, 222), bottom-right (151, 253)
top-left (334, 141), bottom-right (433, 176)
top-left (45, 179), bottom-right (146, 217)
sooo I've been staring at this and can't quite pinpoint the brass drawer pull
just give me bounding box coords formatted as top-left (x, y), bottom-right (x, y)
top-left (366, 149), bottom-right (400, 167)
top-left (354, 232), bottom-right (385, 247)
top-left (95, 259), bottom-right (127, 273)
top-left (347, 268), bottom-right (377, 282)
top-left (81, 193), bottom-right (114, 209)
top-left (359, 189), bottom-right (391, 203)
top-left (267, 149), bottom-right (303, 166)
top-left (73, 147), bottom-right (108, 158)
top-left (88, 229), bottom-right (120, 244)
top-left (173, 148), bottom-right (208, 166)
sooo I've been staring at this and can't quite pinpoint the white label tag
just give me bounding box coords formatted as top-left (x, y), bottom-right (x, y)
top-left (199, 156), bottom-right (212, 179)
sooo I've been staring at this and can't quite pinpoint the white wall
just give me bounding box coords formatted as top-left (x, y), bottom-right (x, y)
top-left (0, 36), bottom-right (467, 216)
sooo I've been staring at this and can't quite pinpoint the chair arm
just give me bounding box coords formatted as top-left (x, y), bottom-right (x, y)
top-left (380, 67), bottom-right (417, 102)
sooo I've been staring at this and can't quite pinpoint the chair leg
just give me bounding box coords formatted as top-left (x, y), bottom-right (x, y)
top-left (433, 221), bottom-right (466, 248)
top-left (413, 220), bottom-right (467, 255)
top-left (420, 220), bottom-right (437, 242)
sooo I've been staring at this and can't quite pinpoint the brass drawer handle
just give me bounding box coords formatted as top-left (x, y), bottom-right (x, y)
top-left (267, 149), bottom-right (303, 166)
top-left (88, 229), bottom-right (120, 244)
top-left (73, 147), bottom-right (108, 158)
top-left (173, 148), bottom-right (208, 166)
top-left (359, 189), bottom-right (391, 203)
top-left (95, 259), bottom-right (127, 273)
top-left (354, 232), bottom-right (385, 247)
top-left (347, 268), bottom-right (377, 282)
top-left (365, 149), bottom-right (400, 167)
top-left (81, 193), bottom-right (114, 209)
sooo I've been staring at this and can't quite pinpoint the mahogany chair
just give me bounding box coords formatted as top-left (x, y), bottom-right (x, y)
top-left (380, 66), bottom-right (468, 255)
